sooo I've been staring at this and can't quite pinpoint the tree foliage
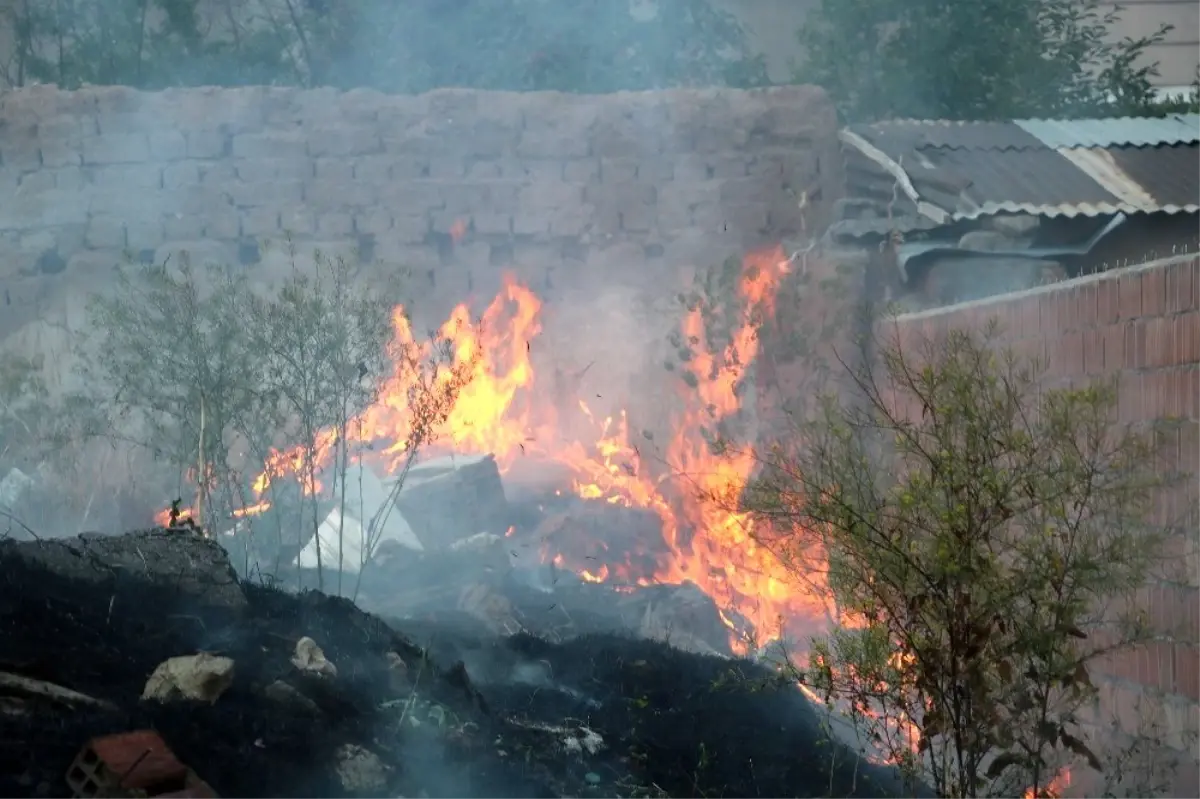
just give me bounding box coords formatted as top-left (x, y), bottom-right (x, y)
top-left (795, 0), bottom-right (1200, 122)
top-left (1, 0), bottom-right (769, 92)
top-left (73, 248), bottom-right (472, 593)
top-left (743, 323), bottom-right (1179, 797)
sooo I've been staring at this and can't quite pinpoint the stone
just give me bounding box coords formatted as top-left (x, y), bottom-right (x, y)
top-left (141, 653), bottom-right (236, 704)
top-left (334, 744), bottom-right (389, 794)
top-left (264, 679), bottom-right (320, 714)
top-left (291, 636), bottom-right (338, 678)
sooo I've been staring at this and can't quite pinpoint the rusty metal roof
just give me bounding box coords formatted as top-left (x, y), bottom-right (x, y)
top-left (839, 114), bottom-right (1200, 232)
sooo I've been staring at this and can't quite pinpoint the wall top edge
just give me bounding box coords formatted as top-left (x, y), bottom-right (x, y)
top-left (887, 251), bottom-right (1199, 323)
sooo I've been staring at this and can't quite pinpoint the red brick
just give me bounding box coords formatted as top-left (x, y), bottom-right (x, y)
top-left (1076, 281), bottom-right (1098, 327)
top-left (1142, 264), bottom-right (1167, 316)
top-left (89, 730), bottom-right (187, 793)
top-left (1123, 319), bottom-right (1148, 369)
top-left (1097, 276), bottom-right (1120, 324)
top-left (1166, 258), bottom-right (1199, 314)
top-left (1100, 321), bottom-right (1123, 372)
top-left (1083, 327), bottom-right (1105, 375)
top-left (1174, 644), bottom-right (1200, 700)
top-left (1175, 311), bottom-right (1200, 367)
top-left (1118, 270), bottom-right (1144, 319)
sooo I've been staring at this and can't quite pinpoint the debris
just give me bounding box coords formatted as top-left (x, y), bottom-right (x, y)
top-left (392, 453), bottom-right (510, 549)
top-left (289, 462), bottom-right (423, 577)
top-left (291, 636), bottom-right (338, 678)
top-left (0, 670), bottom-right (116, 711)
top-left (141, 653), bottom-right (235, 704)
top-left (66, 730), bottom-right (217, 798)
top-left (0, 467), bottom-right (35, 508)
top-left (333, 744), bottom-right (389, 794)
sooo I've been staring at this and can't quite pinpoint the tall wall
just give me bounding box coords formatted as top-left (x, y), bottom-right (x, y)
top-left (766, 254), bottom-right (1198, 795)
top-left (0, 83), bottom-right (836, 308)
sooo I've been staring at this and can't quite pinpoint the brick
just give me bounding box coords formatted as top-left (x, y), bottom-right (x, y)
top-left (517, 127), bottom-right (591, 159)
top-left (717, 202), bottom-right (771, 236)
top-left (1146, 316), bottom-right (1174, 369)
top-left (86, 215), bottom-right (126, 249)
top-left (381, 213), bottom-right (425, 244)
top-left (147, 131), bottom-right (187, 161)
top-left (314, 159), bottom-right (354, 181)
top-left (89, 163), bottom-right (162, 190)
top-left (599, 158), bottom-right (639, 183)
top-left (512, 215), bottom-right (547, 236)
top-left (709, 155), bottom-right (752, 180)
top-left (307, 127), bottom-right (381, 157)
top-left (1142, 263), bottom-right (1167, 316)
top-left (226, 180), bottom-right (304, 208)
top-left (546, 206), bottom-right (592, 237)
top-left (241, 209), bottom-right (281, 237)
top-left (562, 159), bottom-right (600, 182)
top-left (1174, 312), bottom-right (1199, 366)
top-left (427, 157), bottom-right (467, 179)
top-left (206, 210), bottom-right (241, 239)
top-left (16, 171), bottom-right (55, 194)
top-left (317, 213), bottom-right (354, 237)
top-left (353, 155), bottom-right (401, 182)
top-left (305, 180), bottom-right (377, 211)
top-left (1124, 320), bottom-right (1148, 370)
top-left (162, 162), bottom-right (200, 190)
top-left (82, 133), bottom-right (148, 164)
top-left (235, 158), bottom-right (313, 182)
top-left (40, 139), bottom-right (82, 167)
top-left (1118, 269), bottom-right (1144, 319)
top-left (231, 132), bottom-right (307, 160)
top-left (620, 203), bottom-right (657, 233)
top-left (163, 213), bottom-right (205, 239)
top-left (465, 213), bottom-right (511, 235)
top-left (1174, 645), bottom-right (1199, 700)
top-left (354, 211), bottom-right (392, 235)
top-left (436, 181), bottom-right (520, 214)
top-left (186, 130), bottom-right (229, 159)
top-left (1166, 258), bottom-right (1197, 314)
top-left (126, 220), bottom-right (164, 251)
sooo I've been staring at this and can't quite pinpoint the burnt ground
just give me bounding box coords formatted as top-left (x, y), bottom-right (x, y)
top-left (0, 529), bottom-right (920, 798)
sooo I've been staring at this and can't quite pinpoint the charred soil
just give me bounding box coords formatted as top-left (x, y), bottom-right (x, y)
top-left (0, 529), bottom-right (913, 798)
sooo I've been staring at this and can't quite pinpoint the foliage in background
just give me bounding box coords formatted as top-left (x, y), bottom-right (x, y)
top-left (0, 0), bottom-right (769, 92)
top-left (742, 323), bottom-right (1185, 797)
top-left (795, 0), bottom-right (1200, 121)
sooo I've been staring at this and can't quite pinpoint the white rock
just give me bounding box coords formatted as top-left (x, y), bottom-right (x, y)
top-left (141, 653), bottom-right (235, 704)
top-left (292, 636), bottom-right (338, 678)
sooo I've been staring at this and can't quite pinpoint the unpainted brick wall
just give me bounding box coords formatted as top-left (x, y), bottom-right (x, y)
top-left (879, 256), bottom-right (1200, 795)
top-left (0, 83), bottom-right (840, 339)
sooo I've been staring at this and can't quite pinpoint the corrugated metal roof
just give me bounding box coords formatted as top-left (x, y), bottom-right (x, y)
top-left (1015, 114), bottom-right (1200, 148)
top-left (838, 114), bottom-right (1200, 235)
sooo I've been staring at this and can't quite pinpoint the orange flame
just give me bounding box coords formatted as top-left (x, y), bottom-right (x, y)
top-left (159, 247), bottom-right (843, 656)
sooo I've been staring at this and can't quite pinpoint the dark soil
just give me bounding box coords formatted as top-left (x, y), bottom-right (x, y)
top-left (0, 529), bottom-right (920, 798)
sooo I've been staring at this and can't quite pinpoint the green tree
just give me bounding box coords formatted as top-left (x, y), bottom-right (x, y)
top-left (795, 0), bottom-right (1196, 122)
top-left (742, 323), bottom-right (1189, 797)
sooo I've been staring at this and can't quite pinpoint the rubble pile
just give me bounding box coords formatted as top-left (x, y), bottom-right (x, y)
top-left (0, 528), bottom-right (921, 798)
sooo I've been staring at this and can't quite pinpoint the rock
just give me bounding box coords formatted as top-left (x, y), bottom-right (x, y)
top-left (334, 744), bottom-right (389, 794)
top-left (0, 529), bottom-right (248, 613)
top-left (292, 636), bottom-right (338, 678)
top-left (142, 653), bottom-right (235, 704)
top-left (264, 680), bottom-right (320, 715)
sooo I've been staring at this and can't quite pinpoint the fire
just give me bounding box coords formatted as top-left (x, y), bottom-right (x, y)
top-left (1026, 768), bottom-right (1072, 798)
top-left (158, 243), bottom-right (840, 656)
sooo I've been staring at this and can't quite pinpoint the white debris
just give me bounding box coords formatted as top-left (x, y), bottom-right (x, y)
top-left (141, 653), bottom-right (235, 704)
top-left (292, 636), bottom-right (338, 678)
top-left (508, 718), bottom-right (606, 758)
top-left (334, 743), bottom-right (389, 794)
top-left (295, 462), bottom-right (424, 575)
top-left (0, 467), bottom-right (34, 507)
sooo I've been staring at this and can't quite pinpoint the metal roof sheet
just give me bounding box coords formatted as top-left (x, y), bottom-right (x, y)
top-left (838, 115), bottom-right (1200, 235)
top-left (1015, 114), bottom-right (1200, 148)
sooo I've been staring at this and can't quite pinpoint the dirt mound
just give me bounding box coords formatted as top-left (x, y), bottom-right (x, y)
top-left (0, 529), bottom-right (917, 798)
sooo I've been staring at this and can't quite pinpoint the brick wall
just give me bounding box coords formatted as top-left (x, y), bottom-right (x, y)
top-left (869, 256), bottom-right (1199, 794)
top-left (0, 83), bottom-right (839, 335)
